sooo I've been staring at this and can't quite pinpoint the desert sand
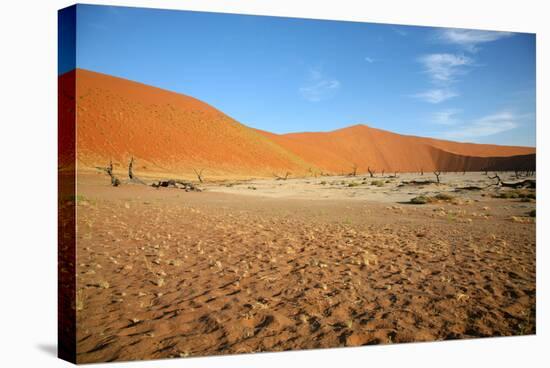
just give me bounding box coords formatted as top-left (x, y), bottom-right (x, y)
top-left (58, 69), bottom-right (536, 363)
top-left (73, 171), bottom-right (535, 363)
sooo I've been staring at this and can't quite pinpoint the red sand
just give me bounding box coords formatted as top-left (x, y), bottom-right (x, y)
top-left (70, 69), bottom-right (312, 178)
top-left (73, 173), bottom-right (536, 363)
top-left (61, 69), bottom-right (535, 178)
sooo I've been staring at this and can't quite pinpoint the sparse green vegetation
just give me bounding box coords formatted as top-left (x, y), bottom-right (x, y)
top-left (494, 190), bottom-right (536, 200)
top-left (348, 182), bottom-right (359, 187)
top-left (320, 181), bottom-right (327, 185)
top-left (434, 193), bottom-right (454, 201)
top-left (371, 180), bottom-right (385, 187)
top-left (410, 192), bottom-right (456, 205)
top-left (496, 191), bottom-right (519, 199)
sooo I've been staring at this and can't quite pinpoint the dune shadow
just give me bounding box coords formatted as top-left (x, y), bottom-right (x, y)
top-left (36, 343), bottom-right (57, 357)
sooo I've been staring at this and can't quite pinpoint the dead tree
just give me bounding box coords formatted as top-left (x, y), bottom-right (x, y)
top-left (488, 173), bottom-right (502, 186)
top-left (111, 176), bottom-right (121, 187)
top-left (420, 168), bottom-right (424, 176)
top-left (151, 179), bottom-right (201, 192)
top-left (106, 159), bottom-right (113, 177)
top-left (128, 157), bottom-right (135, 179)
top-left (125, 157), bottom-right (146, 184)
top-left (193, 168), bottom-right (204, 183)
top-left (456, 185), bottom-right (484, 191)
top-left (433, 170), bottom-right (441, 184)
top-left (351, 164), bottom-right (358, 177)
top-left (367, 167), bottom-right (375, 178)
top-left (103, 159), bottom-right (120, 187)
top-left (456, 173), bottom-right (500, 191)
top-left (399, 179), bottom-right (436, 186)
top-left (502, 179), bottom-right (536, 189)
top-left (275, 172), bottom-right (291, 180)
top-left (488, 173), bottom-right (535, 189)
top-left (381, 169), bottom-right (385, 177)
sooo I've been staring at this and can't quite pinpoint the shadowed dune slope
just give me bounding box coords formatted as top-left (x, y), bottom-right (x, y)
top-left (63, 69), bottom-right (535, 178)
top-left (258, 125), bottom-right (535, 173)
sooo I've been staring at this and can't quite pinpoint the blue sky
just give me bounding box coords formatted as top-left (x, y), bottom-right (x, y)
top-left (66, 4), bottom-right (536, 146)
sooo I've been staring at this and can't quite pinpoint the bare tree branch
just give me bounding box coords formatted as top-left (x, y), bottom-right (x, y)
top-left (433, 170), bottom-right (441, 184)
top-left (367, 167), bottom-right (375, 178)
top-left (128, 157), bottom-right (134, 179)
top-left (193, 168), bottom-right (204, 183)
top-left (351, 163), bottom-right (358, 177)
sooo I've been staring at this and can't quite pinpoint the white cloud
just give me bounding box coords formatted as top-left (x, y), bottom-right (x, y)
top-left (432, 109), bottom-right (461, 125)
top-left (412, 29), bottom-right (513, 105)
top-left (300, 67), bottom-right (340, 102)
top-left (439, 29), bottom-right (514, 52)
top-left (413, 89), bottom-right (459, 104)
top-left (365, 57), bottom-right (374, 63)
top-left (419, 53), bottom-right (473, 83)
top-left (300, 80), bottom-right (340, 102)
top-left (412, 53), bottom-right (472, 104)
top-left (443, 111), bottom-right (518, 139)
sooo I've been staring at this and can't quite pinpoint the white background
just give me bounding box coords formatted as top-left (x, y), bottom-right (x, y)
top-left (0, 0), bottom-right (547, 366)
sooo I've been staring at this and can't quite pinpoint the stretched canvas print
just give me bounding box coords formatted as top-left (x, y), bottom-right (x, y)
top-left (58, 4), bottom-right (536, 364)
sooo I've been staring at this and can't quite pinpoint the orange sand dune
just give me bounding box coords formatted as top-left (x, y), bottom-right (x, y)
top-left (258, 125), bottom-right (535, 174)
top-left (69, 69), bottom-right (315, 178)
top-left (63, 69), bottom-right (535, 178)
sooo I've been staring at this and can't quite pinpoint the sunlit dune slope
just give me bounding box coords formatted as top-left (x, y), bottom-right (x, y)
top-left (69, 69), bottom-right (315, 178)
top-left (61, 69), bottom-right (535, 178)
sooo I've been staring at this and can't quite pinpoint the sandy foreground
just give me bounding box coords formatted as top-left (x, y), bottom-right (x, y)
top-left (73, 171), bottom-right (536, 363)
